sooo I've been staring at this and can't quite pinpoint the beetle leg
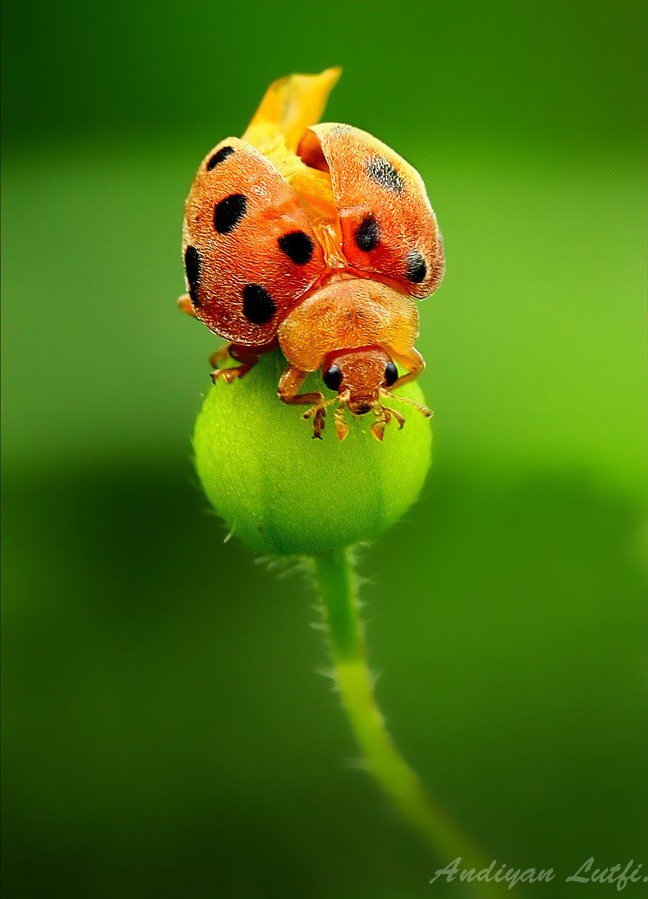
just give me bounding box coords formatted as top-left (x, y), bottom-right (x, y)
top-left (209, 345), bottom-right (230, 369)
top-left (210, 343), bottom-right (261, 384)
top-left (278, 365), bottom-right (329, 438)
top-left (304, 405), bottom-right (328, 439)
top-left (380, 348), bottom-right (433, 419)
top-left (178, 293), bottom-right (197, 317)
top-left (389, 347), bottom-right (425, 389)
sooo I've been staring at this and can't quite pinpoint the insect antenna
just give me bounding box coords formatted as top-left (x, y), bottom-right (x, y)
top-left (380, 389), bottom-right (433, 419)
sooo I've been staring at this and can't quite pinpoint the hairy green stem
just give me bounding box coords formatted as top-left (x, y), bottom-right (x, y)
top-left (313, 547), bottom-right (505, 895)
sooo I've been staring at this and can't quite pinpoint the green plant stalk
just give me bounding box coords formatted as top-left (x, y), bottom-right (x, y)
top-left (313, 547), bottom-right (504, 893)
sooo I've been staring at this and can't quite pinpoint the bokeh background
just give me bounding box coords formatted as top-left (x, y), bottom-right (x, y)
top-left (2, 1), bottom-right (647, 897)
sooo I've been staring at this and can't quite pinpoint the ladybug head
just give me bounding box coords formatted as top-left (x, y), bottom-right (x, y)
top-left (322, 347), bottom-right (397, 415)
top-left (321, 346), bottom-right (431, 441)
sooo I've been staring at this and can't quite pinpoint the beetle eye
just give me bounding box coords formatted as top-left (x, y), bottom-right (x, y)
top-left (384, 361), bottom-right (398, 386)
top-left (323, 364), bottom-right (343, 391)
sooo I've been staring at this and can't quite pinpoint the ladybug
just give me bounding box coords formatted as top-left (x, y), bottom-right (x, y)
top-left (179, 68), bottom-right (444, 440)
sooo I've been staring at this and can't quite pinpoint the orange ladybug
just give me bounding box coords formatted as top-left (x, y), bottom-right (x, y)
top-left (179, 68), bottom-right (444, 440)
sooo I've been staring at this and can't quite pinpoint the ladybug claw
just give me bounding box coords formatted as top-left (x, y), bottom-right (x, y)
top-left (211, 367), bottom-right (241, 385)
top-left (371, 421), bottom-right (386, 442)
top-left (304, 404), bottom-right (326, 438)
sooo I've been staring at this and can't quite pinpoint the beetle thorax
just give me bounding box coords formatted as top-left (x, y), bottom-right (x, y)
top-left (277, 278), bottom-right (418, 373)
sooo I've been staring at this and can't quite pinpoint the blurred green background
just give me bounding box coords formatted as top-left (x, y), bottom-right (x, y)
top-left (2, 1), bottom-right (647, 897)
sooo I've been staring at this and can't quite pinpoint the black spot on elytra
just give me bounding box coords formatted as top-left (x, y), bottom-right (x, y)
top-left (278, 231), bottom-right (314, 265)
top-left (406, 249), bottom-right (427, 283)
top-left (242, 284), bottom-right (276, 324)
top-left (354, 214), bottom-right (380, 251)
top-left (366, 156), bottom-right (404, 194)
top-left (184, 245), bottom-right (201, 305)
top-left (214, 194), bottom-right (247, 233)
top-left (206, 145), bottom-right (235, 170)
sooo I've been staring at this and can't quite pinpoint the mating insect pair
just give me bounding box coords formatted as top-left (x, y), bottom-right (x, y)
top-left (178, 68), bottom-right (444, 440)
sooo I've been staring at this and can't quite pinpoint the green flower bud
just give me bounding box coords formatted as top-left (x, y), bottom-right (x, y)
top-left (193, 350), bottom-right (432, 555)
